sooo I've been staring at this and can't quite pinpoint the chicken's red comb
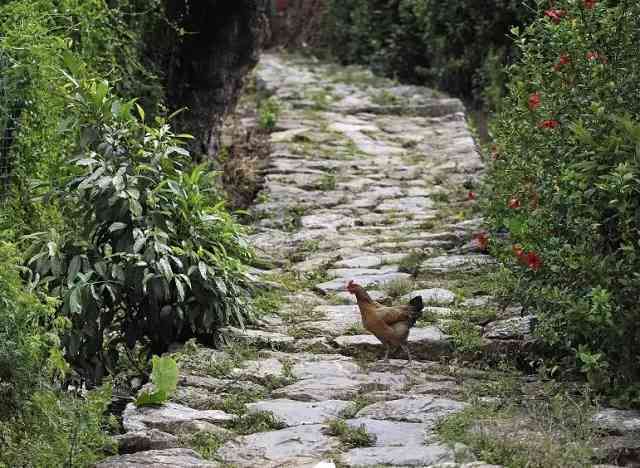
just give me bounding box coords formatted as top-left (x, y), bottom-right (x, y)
top-left (347, 280), bottom-right (355, 287)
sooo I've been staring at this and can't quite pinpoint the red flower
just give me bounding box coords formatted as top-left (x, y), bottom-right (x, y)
top-left (586, 51), bottom-right (602, 61)
top-left (583, 0), bottom-right (596, 9)
top-left (474, 232), bottom-right (489, 251)
top-left (539, 119), bottom-right (560, 129)
top-left (554, 54), bottom-right (571, 71)
top-left (508, 198), bottom-right (521, 209)
top-left (545, 9), bottom-right (566, 23)
top-left (528, 93), bottom-right (541, 111)
top-left (468, 191), bottom-right (477, 201)
top-left (525, 251), bottom-right (543, 271)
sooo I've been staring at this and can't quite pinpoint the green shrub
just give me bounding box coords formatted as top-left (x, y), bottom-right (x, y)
top-left (25, 80), bottom-right (254, 382)
top-left (258, 96), bottom-right (281, 130)
top-left (320, 0), bottom-right (534, 108)
top-left (485, 0), bottom-right (640, 399)
top-left (0, 240), bottom-right (113, 467)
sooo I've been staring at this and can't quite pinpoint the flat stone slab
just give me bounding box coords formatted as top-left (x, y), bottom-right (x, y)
top-left (272, 377), bottom-right (363, 402)
top-left (122, 402), bottom-right (234, 434)
top-left (219, 327), bottom-right (294, 349)
top-left (326, 267), bottom-right (398, 280)
top-left (334, 327), bottom-right (452, 360)
top-left (217, 424), bottom-right (340, 467)
top-left (483, 316), bottom-right (535, 340)
top-left (592, 408), bottom-right (640, 434)
top-left (342, 444), bottom-right (456, 467)
top-left (356, 397), bottom-right (467, 427)
top-left (315, 272), bottom-right (412, 294)
top-left (247, 399), bottom-right (351, 427)
top-left (292, 356), bottom-right (364, 380)
top-left (402, 288), bottom-right (456, 306)
top-left (96, 448), bottom-right (218, 467)
top-left (301, 305), bottom-right (361, 336)
top-left (270, 127), bottom-right (310, 143)
top-left (115, 429), bottom-right (180, 454)
top-left (422, 255), bottom-right (496, 273)
top-left (345, 418), bottom-right (428, 446)
top-left (334, 254), bottom-right (406, 269)
top-left (376, 197), bottom-right (434, 213)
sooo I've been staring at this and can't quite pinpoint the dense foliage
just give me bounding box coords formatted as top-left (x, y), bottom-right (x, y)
top-left (0, 241), bottom-right (115, 467)
top-left (25, 80), bottom-right (253, 382)
top-left (0, 0), bottom-right (258, 461)
top-left (485, 0), bottom-right (640, 401)
top-left (320, 0), bottom-right (535, 108)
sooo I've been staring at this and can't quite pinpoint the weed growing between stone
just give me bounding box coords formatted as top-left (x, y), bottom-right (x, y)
top-left (325, 419), bottom-right (376, 449)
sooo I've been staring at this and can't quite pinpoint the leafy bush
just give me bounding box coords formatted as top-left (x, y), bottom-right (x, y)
top-left (135, 356), bottom-right (179, 407)
top-left (258, 96), bottom-right (281, 130)
top-left (0, 240), bottom-right (114, 467)
top-left (484, 0), bottom-right (640, 398)
top-left (25, 80), bottom-right (254, 382)
top-left (320, 0), bottom-right (534, 108)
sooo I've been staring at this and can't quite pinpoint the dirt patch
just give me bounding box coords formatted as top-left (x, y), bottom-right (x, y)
top-left (220, 116), bottom-right (271, 211)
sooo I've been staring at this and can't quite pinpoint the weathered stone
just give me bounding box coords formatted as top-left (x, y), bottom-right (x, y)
top-left (95, 448), bottom-right (218, 467)
top-left (219, 327), bottom-right (294, 349)
top-left (341, 444), bottom-right (456, 467)
top-left (333, 289), bottom-right (386, 304)
top-left (334, 327), bottom-right (452, 360)
top-left (272, 377), bottom-right (362, 401)
top-left (334, 254), bottom-right (406, 269)
top-left (291, 356), bottom-right (363, 380)
top-left (247, 399), bottom-right (351, 427)
top-left (592, 408), bottom-right (640, 434)
top-left (122, 402), bottom-right (234, 434)
top-left (356, 397), bottom-right (467, 427)
top-left (327, 266), bottom-right (399, 280)
top-left (217, 424), bottom-right (340, 467)
top-left (483, 316), bottom-right (535, 340)
top-left (114, 429), bottom-right (180, 454)
top-left (300, 305), bottom-right (361, 336)
top-left (315, 272), bottom-right (412, 294)
top-left (402, 288), bottom-right (456, 306)
top-left (376, 197), bottom-right (434, 213)
top-left (345, 418), bottom-right (428, 446)
top-left (232, 358), bottom-right (284, 382)
top-left (271, 127), bottom-right (311, 143)
top-left (422, 255), bottom-right (497, 273)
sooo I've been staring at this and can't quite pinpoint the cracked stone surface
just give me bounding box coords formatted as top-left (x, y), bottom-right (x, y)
top-left (102, 52), bottom-right (628, 468)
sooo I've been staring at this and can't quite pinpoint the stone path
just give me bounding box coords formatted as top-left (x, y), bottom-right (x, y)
top-left (98, 54), bottom-right (640, 468)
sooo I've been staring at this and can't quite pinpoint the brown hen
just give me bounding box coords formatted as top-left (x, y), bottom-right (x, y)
top-left (347, 280), bottom-right (424, 364)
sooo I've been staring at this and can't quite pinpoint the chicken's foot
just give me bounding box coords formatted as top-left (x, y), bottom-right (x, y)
top-left (383, 345), bottom-right (390, 362)
top-left (401, 344), bottom-right (413, 366)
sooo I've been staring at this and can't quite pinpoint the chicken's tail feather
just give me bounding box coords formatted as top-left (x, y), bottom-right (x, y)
top-left (408, 296), bottom-right (424, 327)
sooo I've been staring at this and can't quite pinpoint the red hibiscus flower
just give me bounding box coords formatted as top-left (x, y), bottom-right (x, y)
top-left (554, 54), bottom-right (571, 71)
top-left (468, 191), bottom-right (477, 201)
top-left (473, 232), bottom-right (489, 251)
top-left (525, 251), bottom-right (543, 271)
top-left (583, 0), bottom-right (596, 9)
top-left (508, 198), bottom-right (521, 209)
top-left (539, 119), bottom-right (560, 129)
top-left (545, 9), bottom-right (566, 23)
top-left (528, 93), bottom-right (541, 111)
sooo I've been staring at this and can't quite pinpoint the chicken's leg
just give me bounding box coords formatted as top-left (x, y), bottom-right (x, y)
top-left (383, 344), bottom-right (390, 362)
top-left (401, 344), bottom-right (413, 366)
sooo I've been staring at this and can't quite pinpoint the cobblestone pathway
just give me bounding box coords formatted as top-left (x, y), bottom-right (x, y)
top-left (98, 54), bottom-right (640, 468)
